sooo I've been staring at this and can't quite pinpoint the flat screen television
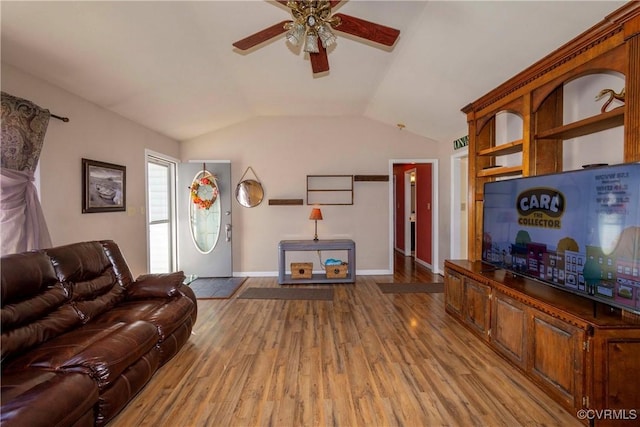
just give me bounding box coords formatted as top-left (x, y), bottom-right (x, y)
top-left (482, 162), bottom-right (640, 314)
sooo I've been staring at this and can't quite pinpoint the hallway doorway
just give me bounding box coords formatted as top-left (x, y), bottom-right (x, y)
top-left (389, 159), bottom-right (440, 275)
top-left (450, 150), bottom-right (468, 259)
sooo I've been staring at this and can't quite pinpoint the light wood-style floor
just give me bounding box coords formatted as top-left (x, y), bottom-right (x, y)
top-left (111, 253), bottom-right (581, 427)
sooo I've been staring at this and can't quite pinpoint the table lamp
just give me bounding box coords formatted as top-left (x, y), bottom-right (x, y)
top-left (309, 208), bottom-right (323, 241)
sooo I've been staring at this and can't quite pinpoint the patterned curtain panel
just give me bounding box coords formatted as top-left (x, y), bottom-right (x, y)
top-left (0, 92), bottom-right (53, 255)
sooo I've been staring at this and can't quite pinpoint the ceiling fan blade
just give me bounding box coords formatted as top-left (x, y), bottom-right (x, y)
top-left (232, 20), bottom-right (291, 50)
top-left (332, 13), bottom-right (400, 46)
top-left (310, 40), bottom-right (330, 74)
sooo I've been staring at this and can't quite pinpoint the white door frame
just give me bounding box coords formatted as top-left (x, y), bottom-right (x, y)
top-left (450, 149), bottom-right (468, 259)
top-left (145, 149), bottom-right (179, 273)
top-left (389, 159), bottom-right (440, 275)
top-left (404, 168), bottom-right (416, 256)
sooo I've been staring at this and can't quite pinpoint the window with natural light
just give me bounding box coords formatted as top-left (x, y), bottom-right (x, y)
top-left (147, 156), bottom-right (176, 273)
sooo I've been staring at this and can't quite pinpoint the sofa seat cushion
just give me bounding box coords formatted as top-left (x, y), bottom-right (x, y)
top-left (3, 320), bottom-right (159, 389)
top-left (0, 369), bottom-right (98, 427)
top-left (94, 348), bottom-right (163, 426)
top-left (94, 296), bottom-right (195, 341)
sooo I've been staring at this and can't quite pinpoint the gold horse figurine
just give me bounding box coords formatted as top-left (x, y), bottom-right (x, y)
top-left (595, 88), bottom-right (625, 113)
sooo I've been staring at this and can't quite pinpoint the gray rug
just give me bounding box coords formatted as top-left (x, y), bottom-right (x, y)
top-left (238, 287), bottom-right (334, 300)
top-left (190, 277), bottom-right (247, 299)
top-left (376, 282), bottom-right (445, 294)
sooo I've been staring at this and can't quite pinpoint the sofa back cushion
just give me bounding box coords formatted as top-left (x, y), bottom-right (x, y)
top-left (45, 241), bottom-right (125, 323)
top-left (1, 251), bottom-right (80, 361)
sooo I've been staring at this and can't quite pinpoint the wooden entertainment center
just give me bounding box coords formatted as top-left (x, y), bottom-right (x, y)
top-left (445, 260), bottom-right (640, 426)
top-left (446, 3), bottom-right (640, 426)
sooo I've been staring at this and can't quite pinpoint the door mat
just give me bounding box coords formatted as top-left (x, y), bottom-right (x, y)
top-left (238, 287), bottom-right (334, 300)
top-left (189, 277), bottom-right (247, 299)
top-left (376, 282), bottom-right (445, 294)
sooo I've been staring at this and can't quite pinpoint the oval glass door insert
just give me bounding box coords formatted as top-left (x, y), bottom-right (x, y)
top-left (189, 170), bottom-right (221, 254)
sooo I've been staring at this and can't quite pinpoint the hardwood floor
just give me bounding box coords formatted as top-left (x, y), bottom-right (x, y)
top-left (111, 253), bottom-right (581, 427)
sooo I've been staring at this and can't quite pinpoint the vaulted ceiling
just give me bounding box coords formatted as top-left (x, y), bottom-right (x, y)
top-left (0, 1), bottom-right (626, 142)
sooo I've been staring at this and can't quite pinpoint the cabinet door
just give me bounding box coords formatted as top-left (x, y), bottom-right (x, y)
top-left (464, 278), bottom-right (492, 340)
top-left (591, 335), bottom-right (640, 427)
top-left (528, 310), bottom-right (585, 411)
top-left (604, 340), bottom-right (640, 414)
top-left (491, 291), bottom-right (527, 369)
top-left (444, 269), bottom-right (464, 318)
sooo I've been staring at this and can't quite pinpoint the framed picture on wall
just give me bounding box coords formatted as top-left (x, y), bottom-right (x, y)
top-left (82, 158), bottom-right (126, 213)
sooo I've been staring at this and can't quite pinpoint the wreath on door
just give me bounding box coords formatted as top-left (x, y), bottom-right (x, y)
top-left (190, 174), bottom-right (218, 210)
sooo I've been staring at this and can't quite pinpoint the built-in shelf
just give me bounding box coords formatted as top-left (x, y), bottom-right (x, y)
top-left (477, 139), bottom-right (523, 156)
top-left (307, 175), bottom-right (353, 205)
top-left (477, 165), bottom-right (523, 178)
top-left (461, 0), bottom-right (640, 308)
top-left (535, 107), bottom-right (624, 140)
top-left (268, 199), bottom-right (303, 206)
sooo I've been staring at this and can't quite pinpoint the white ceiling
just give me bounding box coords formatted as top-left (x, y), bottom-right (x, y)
top-left (0, 1), bottom-right (627, 142)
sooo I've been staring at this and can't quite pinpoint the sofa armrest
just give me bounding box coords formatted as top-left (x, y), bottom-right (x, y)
top-left (127, 271), bottom-right (186, 299)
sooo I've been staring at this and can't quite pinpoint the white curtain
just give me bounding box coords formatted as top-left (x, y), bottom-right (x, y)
top-left (1, 92), bottom-right (52, 255)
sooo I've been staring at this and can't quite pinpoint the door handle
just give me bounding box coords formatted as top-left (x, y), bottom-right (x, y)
top-left (225, 224), bottom-right (232, 242)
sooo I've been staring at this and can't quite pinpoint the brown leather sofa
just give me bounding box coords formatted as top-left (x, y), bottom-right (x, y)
top-left (1, 240), bottom-right (197, 426)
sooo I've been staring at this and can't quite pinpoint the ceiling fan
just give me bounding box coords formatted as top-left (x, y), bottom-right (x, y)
top-left (232, 0), bottom-right (400, 74)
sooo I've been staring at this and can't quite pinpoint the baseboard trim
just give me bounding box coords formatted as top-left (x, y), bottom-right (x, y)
top-left (234, 271), bottom-right (278, 277)
top-left (360, 269), bottom-right (393, 275)
top-left (233, 269), bottom-right (393, 277)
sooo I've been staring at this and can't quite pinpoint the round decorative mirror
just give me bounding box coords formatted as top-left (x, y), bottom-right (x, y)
top-left (235, 179), bottom-right (264, 207)
top-left (235, 167), bottom-right (264, 208)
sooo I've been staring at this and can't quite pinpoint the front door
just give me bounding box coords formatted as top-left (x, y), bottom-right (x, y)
top-left (177, 161), bottom-right (232, 277)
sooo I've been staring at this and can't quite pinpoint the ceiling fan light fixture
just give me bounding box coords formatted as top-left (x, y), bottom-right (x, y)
top-left (317, 24), bottom-right (336, 48)
top-left (304, 32), bottom-right (319, 53)
top-left (285, 22), bottom-right (306, 46)
top-left (233, 0), bottom-right (400, 75)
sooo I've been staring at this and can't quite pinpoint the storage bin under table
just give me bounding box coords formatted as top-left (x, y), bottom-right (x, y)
top-left (278, 239), bottom-right (356, 285)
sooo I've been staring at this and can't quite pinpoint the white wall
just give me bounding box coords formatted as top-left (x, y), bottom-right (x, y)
top-left (181, 116), bottom-right (440, 275)
top-left (1, 64), bottom-right (457, 277)
top-left (1, 64), bottom-right (180, 276)
top-left (438, 130), bottom-right (468, 269)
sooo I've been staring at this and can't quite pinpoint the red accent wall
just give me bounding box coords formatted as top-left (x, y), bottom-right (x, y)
top-left (415, 163), bottom-right (433, 265)
top-left (393, 163), bottom-right (432, 265)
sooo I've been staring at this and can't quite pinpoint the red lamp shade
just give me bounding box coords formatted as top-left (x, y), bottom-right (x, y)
top-left (309, 208), bottom-right (323, 220)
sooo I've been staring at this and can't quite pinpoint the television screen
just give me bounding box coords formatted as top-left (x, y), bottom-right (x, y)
top-left (482, 163), bottom-right (640, 314)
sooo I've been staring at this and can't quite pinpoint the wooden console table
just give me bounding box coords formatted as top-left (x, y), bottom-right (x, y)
top-left (278, 239), bottom-right (356, 285)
